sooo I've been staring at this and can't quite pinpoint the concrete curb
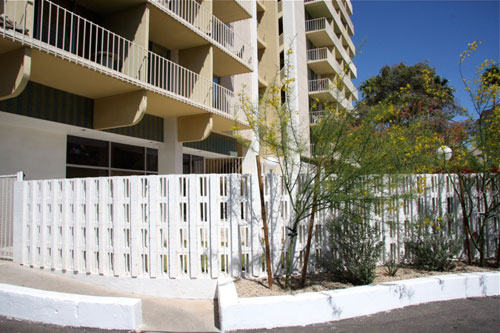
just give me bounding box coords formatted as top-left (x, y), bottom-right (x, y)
top-left (0, 283), bottom-right (142, 330)
top-left (217, 271), bottom-right (500, 331)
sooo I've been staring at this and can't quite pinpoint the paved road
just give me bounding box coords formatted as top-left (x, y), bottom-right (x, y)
top-left (233, 296), bottom-right (500, 333)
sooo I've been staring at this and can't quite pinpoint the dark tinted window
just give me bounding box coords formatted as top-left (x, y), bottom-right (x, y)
top-left (147, 148), bottom-right (158, 172)
top-left (111, 143), bottom-right (144, 170)
top-left (67, 136), bottom-right (108, 167)
top-left (66, 167), bottom-right (108, 178)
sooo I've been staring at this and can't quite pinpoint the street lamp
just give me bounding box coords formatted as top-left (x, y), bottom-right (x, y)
top-left (436, 145), bottom-right (452, 162)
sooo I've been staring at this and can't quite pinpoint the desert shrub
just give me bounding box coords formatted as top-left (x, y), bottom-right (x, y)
top-left (322, 214), bottom-right (384, 285)
top-left (404, 215), bottom-right (461, 271)
top-left (384, 258), bottom-right (399, 277)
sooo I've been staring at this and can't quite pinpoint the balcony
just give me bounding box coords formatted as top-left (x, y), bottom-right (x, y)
top-left (333, 0), bottom-right (354, 36)
top-left (307, 48), bottom-right (341, 75)
top-left (308, 79), bottom-right (352, 110)
top-left (0, 0), bottom-right (244, 128)
top-left (305, 18), bottom-right (335, 48)
top-left (149, 0), bottom-right (252, 76)
top-left (310, 110), bottom-right (324, 124)
top-left (212, 0), bottom-right (252, 24)
top-left (304, 0), bottom-right (335, 20)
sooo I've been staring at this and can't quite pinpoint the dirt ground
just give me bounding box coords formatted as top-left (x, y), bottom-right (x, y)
top-left (234, 261), bottom-right (499, 298)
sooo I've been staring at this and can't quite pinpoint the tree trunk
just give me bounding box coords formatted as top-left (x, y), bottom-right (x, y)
top-left (458, 175), bottom-right (473, 264)
top-left (256, 156), bottom-right (273, 289)
top-left (299, 201), bottom-right (316, 288)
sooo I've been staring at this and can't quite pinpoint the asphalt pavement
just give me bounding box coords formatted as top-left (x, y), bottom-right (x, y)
top-left (233, 296), bottom-right (500, 333)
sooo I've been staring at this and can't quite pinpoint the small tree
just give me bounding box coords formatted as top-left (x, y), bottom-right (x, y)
top-left (445, 42), bottom-right (500, 267)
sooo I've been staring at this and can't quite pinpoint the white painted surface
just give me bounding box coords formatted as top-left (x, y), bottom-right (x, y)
top-left (0, 111), bottom-right (161, 181)
top-left (50, 269), bottom-right (218, 299)
top-left (0, 115), bottom-right (66, 180)
top-left (0, 283), bottom-right (142, 330)
top-left (13, 172), bottom-right (498, 284)
top-left (217, 272), bottom-right (500, 331)
top-left (159, 116), bottom-right (183, 174)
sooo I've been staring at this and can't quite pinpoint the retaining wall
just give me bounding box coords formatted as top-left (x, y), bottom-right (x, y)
top-left (217, 271), bottom-right (500, 331)
top-left (0, 283), bottom-right (142, 330)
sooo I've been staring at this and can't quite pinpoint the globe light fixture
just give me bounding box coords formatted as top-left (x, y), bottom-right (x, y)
top-left (436, 145), bottom-right (452, 161)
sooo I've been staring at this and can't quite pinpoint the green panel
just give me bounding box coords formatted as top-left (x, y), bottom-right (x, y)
top-left (0, 81), bottom-right (93, 127)
top-left (106, 114), bottom-right (164, 142)
top-left (184, 133), bottom-right (238, 156)
top-left (0, 81), bottom-right (163, 142)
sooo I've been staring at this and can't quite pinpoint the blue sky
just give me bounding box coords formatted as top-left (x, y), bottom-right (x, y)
top-left (351, 0), bottom-right (500, 118)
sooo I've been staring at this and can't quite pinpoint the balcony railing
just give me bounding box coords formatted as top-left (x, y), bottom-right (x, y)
top-left (151, 0), bottom-right (252, 67)
top-left (1, 0), bottom-right (236, 117)
top-left (306, 48), bottom-right (329, 62)
top-left (305, 17), bottom-right (327, 32)
top-left (205, 157), bottom-right (243, 174)
top-left (309, 110), bottom-right (324, 124)
top-left (308, 78), bottom-right (333, 93)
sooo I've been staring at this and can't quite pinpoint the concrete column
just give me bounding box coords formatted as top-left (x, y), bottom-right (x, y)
top-left (158, 117), bottom-right (183, 175)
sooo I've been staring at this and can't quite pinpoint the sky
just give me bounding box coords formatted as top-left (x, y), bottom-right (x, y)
top-left (350, 0), bottom-right (500, 118)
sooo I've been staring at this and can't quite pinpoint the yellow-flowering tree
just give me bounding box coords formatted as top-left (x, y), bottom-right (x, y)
top-left (446, 41), bottom-right (500, 266)
top-left (237, 54), bottom-right (450, 287)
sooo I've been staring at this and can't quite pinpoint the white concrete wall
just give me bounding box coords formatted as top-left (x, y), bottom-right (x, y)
top-left (0, 111), bottom-right (163, 180)
top-left (159, 116), bottom-right (183, 174)
top-left (217, 272), bottom-right (500, 331)
top-left (0, 283), bottom-right (142, 330)
top-left (0, 115), bottom-right (66, 180)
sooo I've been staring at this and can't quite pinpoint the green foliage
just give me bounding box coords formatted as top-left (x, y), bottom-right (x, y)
top-left (404, 215), bottom-right (461, 271)
top-left (359, 62), bottom-right (462, 127)
top-left (322, 214), bottom-right (384, 285)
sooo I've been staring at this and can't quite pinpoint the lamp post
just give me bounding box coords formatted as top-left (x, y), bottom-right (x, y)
top-left (436, 145), bottom-right (452, 219)
top-left (436, 145), bottom-right (452, 163)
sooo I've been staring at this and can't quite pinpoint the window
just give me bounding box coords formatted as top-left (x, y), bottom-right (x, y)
top-left (66, 136), bottom-right (158, 178)
top-left (183, 154), bottom-right (204, 174)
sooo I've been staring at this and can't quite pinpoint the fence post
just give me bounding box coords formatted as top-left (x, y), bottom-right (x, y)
top-left (189, 175), bottom-right (199, 278)
top-left (148, 176), bottom-right (160, 278)
top-left (13, 179), bottom-right (26, 263)
top-left (229, 175), bottom-right (240, 277)
top-left (209, 174), bottom-right (219, 279)
top-left (168, 175), bottom-right (178, 278)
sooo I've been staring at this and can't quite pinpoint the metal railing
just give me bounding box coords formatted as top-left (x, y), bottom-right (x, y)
top-left (309, 110), bottom-right (324, 124)
top-left (308, 78), bottom-right (333, 93)
top-left (151, 0), bottom-right (252, 67)
top-left (1, 0), bottom-right (237, 117)
top-left (205, 157), bottom-right (243, 174)
top-left (305, 17), bottom-right (327, 32)
top-left (0, 172), bottom-right (23, 260)
top-left (307, 47), bottom-right (329, 61)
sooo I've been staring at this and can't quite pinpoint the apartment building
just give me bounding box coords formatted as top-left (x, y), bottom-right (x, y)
top-left (0, 0), bottom-right (355, 180)
top-left (277, 0), bottom-right (357, 128)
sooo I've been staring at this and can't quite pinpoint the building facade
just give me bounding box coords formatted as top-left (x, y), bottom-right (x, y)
top-left (0, 0), bottom-right (356, 180)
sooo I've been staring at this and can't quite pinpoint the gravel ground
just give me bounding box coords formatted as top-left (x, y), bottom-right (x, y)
top-left (235, 262), bottom-right (498, 298)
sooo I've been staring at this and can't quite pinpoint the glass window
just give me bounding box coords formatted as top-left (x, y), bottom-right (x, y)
top-left (67, 136), bottom-right (108, 167)
top-left (147, 148), bottom-right (158, 172)
top-left (66, 167), bottom-right (108, 179)
top-left (111, 143), bottom-right (144, 171)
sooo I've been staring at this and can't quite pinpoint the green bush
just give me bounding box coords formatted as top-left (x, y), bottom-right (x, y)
top-left (404, 215), bottom-right (461, 271)
top-left (322, 214), bottom-right (384, 285)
